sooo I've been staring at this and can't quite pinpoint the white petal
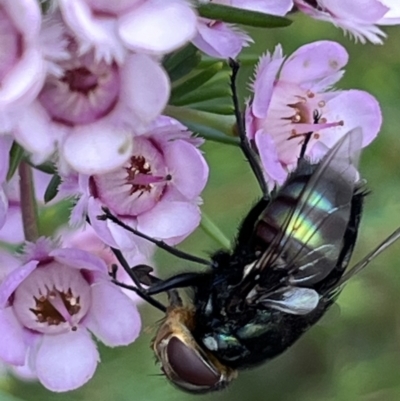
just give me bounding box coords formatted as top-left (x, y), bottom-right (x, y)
top-left (118, 0), bottom-right (197, 54)
top-left (34, 330), bottom-right (99, 392)
top-left (85, 281), bottom-right (141, 346)
top-left (62, 123), bottom-right (133, 174)
top-left (0, 307), bottom-right (27, 365)
top-left (120, 54), bottom-right (170, 125)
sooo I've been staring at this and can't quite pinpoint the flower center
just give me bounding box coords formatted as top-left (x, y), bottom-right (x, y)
top-left (30, 287), bottom-right (81, 331)
top-left (38, 52), bottom-right (120, 126)
top-left (61, 67), bottom-right (98, 95)
top-left (125, 155), bottom-right (171, 195)
top-left (286, 91), bottom-right (343, 141)
top-left (13, 262), bottom-right (91, 334)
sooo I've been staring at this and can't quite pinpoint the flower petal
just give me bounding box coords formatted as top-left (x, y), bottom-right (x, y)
top-left (252, 46), bottom-right (284, 119)
top-left (0, 307), bottom-right (27, 365)
top-left (62, 123), bottom-right (133, 175)
top-left (13, 102), bottom-right (56, 164)
top-left (34, 329), bottom-right (99, 392)
top-left (320, 90), bottom-right (382, 149)
top-left (279, 41), bottom-right (348, 87)
top-left (137, 200), bottom-right (200, 239)
top-left (192, 20), bottom-right (251, 59)
top-left (255, 131), bottom-right (287, 190)
top-left (85, 281), bottom-right (141, 346)
top-left (118, 0), bottom-right (197, 54)
top-left (120, 54), bottom-right (170, 126)
top-left (164, 140), bottom-right (208, 200)
top-left (232, 0), bottom-right (293, 15)
top-left (50, 248), bottom-right (108, 273)
top-left (0, 260), bottom-right (38, 308)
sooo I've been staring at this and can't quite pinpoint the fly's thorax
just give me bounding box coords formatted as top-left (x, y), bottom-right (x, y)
top-left (152, 305), bottom-right (237, 393)
top-left (198, 302), bottom-right (331, 369)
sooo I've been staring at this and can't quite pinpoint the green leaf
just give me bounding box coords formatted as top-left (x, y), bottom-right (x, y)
top-left (163, 44), bottom-right (202, 82)
top-left (182, 121), bottom-right (239, 146)
top-left (172, 85), bottom-right (231, 106)
top-left (165, 105), bottom-right (236, 137)
top-left (44, 174), bottom-right (61, 203)
top-left (191, 102), bottom-right (234, 115)
top-left (29, 161), bottom-right (56, 174)
top-left (7, 142), bottom-right (25, 181)
top-left (38, 199), bottom-right (72, 237)
top-left (197, 3), bottom-right (292, 28)
top-left (170, 62), bottom-right (224, 104)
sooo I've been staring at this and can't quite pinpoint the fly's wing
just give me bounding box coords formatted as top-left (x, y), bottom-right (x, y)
top-left (242, 128), bottom-right (363, 314)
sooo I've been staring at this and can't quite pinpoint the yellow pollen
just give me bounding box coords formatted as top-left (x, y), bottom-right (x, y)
top-left (292, 114), bottom-right (301, 123)
top-left (318, 100), bottom-right (326, 107)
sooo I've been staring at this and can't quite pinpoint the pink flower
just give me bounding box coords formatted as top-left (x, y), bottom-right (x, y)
top-left (0, 0), bottom-right (46, 133)
top-left (60, 223), bottom-right (156, 302)
top-left (193, 0), bottom-right (293, 58)
top-left (58, 0), bottom-right (198, 63)
top-left (294, 0), bottom-right (400, 44)
top-left (245, 41), bottom-right (382, 190)
top-left (63, 117), bottom-right (209, 250)
top-left (192, 18), bottom-right (252, 58)
top-left (13, 14), bottom-right (170, 172)
top-left (0, 238), bottom-right (141, 391)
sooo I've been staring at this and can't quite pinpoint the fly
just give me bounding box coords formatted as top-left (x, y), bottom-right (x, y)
top-left (101, 60), bottom-right (400, 394)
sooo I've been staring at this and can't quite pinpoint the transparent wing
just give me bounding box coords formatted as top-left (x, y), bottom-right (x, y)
top-left (241, 128), bottom-right (364, 314)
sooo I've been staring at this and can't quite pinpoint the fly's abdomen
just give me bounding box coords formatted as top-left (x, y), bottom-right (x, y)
top-left (253, 165), bottom-right (355, 284)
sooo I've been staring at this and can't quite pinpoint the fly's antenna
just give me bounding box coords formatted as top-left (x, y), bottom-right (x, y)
top-left (229, 58), bottom-right (269, 198)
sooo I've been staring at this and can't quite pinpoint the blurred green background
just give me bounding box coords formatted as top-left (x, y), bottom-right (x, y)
top-left (4, 12), bottom-right (400, 401)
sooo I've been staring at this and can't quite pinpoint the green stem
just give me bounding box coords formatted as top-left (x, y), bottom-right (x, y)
top-left (200, 212), bottom-right (230, 249)
top-left (18, 161), bottom-right (39, 242)
top-left (165, 105), bottom-right (236, 137)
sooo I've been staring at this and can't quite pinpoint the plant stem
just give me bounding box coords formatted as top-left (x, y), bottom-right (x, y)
top-left (19, 161), bottom-right (39, 242)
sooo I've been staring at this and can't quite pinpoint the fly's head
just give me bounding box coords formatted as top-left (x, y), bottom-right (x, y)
top-left (152, 305), bottom-right (237, 393)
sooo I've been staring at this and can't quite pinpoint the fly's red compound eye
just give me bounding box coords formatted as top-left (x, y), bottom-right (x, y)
top-left (166, 336), bottom-right (221, 390)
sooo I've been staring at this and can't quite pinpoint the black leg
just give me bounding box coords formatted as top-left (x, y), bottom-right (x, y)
top-left (110, 248), bottom-right (167, 312)
top-left (112, 278), bottom-right (167, 312)
top-left (145, 272), bottom-right (206, 296)
top-left (100, 208), bottom-right (210, 266)
top-left (229, 58), bottom-right (269, 198)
